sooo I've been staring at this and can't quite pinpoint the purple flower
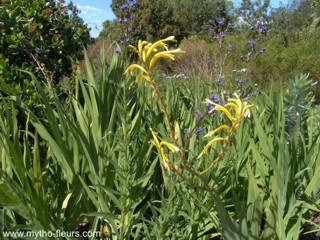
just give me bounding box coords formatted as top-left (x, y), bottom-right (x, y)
top-left (259, 47), bottom-right (267, 54)
top-left (216, 17), bottom-right (226, 25)
top-left (127, 0), bottom-right (137, 6)
top-left (259, 26), bottom-right (268, 32)
top-left (119, 3), bottom-right (128, 10)
top-left (194, 108), bottom-right (204, 118)
top-left (197, 112), bottom-right (204, 118)
top-left (235, 77), bottom-right (244, 84)
top-left (246, 39), bottom-right (255, 46)
top-left (213, 35), bottom-right (218, 40)
top-left (247, 51), bottom-right (252, 57)
top-left (220, 32), bottom-right (226, 38)
top-left (228, 44), bottom-right (237, 50)
top-left (125, 37), bottom-right (130, 42)
top-left (129, 14), bottom-right (135, 19)
top-left (114, 48), bottom-right (121, 54)
top-left (119, 39), bottom-right (124, 44)
top-left (209, 95), bottom-right (220, 104)
top-left (205, 103), bottom-right (214, 111)
top-left (184, 128), bottom-right (189, 134)
top-left (250, 23), bottom-right (259, 30)
top-left (217, 77), bottom-right (223, 85)
top-left (196, 128), bottom-right (205, 133)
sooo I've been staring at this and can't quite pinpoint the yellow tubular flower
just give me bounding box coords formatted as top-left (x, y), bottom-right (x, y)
top-left (149, 49), bottom-right (181, 69)
top-left (125, 64), bottom-right (148, 76)
top-left (136, 74), bottom-right (151, 83)
top-left (149, 128), bottom-right (180, 170)
top-left (206, 99), bottom-right (234, 122)
top-left (138, 40), bottom-right (149, 56)
top-left (125, 36), bottom-right (183, 84)
top-left (225, 93), bottom-right (254, 120)
top-left (128, 44), bottom-right (138, 54)
top-left (204, 125), bottom-right (230, 138)
top-left (198, 137), bottom-right (226, 159)
top-left (199, 94), bottom-right (253, 158)
top-left (145, 36), bottom-right (176, 59)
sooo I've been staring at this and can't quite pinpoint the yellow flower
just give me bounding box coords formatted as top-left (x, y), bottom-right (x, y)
top-left (224, 93), bottom-right (254, 121)
top-left (149, 128), bottom-right (180, 170)
top-left (198, 93), bottom-right (253, 158)
top-left (125, 36), bottom-right (183, 83)
top-left (198, 137), bottom-right (226, 159)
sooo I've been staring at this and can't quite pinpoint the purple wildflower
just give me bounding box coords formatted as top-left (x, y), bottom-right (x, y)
top-left (127, 0), bottom-right (137, 6)
top-left (246, 39), bottom-right (255, 46)
top-left (216, 17), bottom-right (226, 25)
top-left (194, 108), bottom-right (204, 118)
top-left (217, 77), bottom-right (223, 85)
top-left (250, 23), bottom-right (259, 30)
top-left (119, 3), bottom-right (128, 10)
top-left (205, 103), bottom-right (214, 111)
top-left (195, 128), bottom-right (205, 133)
top-left (259, 26), bottom-right (268, 32)
top-left (209, 95), bottom-right (221, 104)
top-left (235, 77), bottom-right (244, 84)
top-left (197, 112), bottom-right (204, 118)
top-left (259, 47), bottom-right (267, 54)
top-left (228, 44), bottom-right (237, 50)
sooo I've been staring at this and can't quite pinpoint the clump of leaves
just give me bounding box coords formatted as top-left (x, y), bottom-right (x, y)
top-left (283, 73), bottom-right (316, 138)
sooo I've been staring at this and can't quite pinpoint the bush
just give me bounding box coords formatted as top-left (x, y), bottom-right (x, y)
top-left (0, 0), bottom-right (92, 97)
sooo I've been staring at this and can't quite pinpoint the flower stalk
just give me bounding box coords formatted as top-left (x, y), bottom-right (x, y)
top-left (125, 36), bottom-right (183, 143)
top-left (198, 93), bottom-right (253, 174)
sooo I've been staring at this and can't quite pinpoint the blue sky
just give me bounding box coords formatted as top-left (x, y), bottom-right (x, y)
top-left (67, 0), bottom-right (289, 38)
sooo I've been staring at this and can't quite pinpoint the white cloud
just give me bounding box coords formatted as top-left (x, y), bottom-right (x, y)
top-left (67, 1), bottom-right (115, 38)
top-left (76, 4), bottom-right (103, 12)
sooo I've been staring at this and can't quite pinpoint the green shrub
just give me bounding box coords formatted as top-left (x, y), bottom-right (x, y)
top-left (0, 0), bottom-right (91, 100)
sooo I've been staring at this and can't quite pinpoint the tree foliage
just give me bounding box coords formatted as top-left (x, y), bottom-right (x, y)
top-left (0, 0), bottom-right (91, 96)
top-left (110, 0), bottom-right (229, 44)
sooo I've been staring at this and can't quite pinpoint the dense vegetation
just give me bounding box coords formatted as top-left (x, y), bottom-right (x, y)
top-left (0, 0), bottom-right (320, 239)
top-left (0, 0), bottom-right (91, 105)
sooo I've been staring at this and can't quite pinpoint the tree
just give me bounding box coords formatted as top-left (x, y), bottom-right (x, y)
top-left (236, 0), bottom-right (271, 27)
top-left (269, 0), bottom-right (314, 36)
top-left (0, 0), bottom-right (92, 98)
top-left (110, 0), bottom-right (229, 44)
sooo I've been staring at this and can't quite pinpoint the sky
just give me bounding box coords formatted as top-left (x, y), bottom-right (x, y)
top-left (66, 0), bottom-right (115, 37)
top-left (66, 0), bottom-right (290, 38)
